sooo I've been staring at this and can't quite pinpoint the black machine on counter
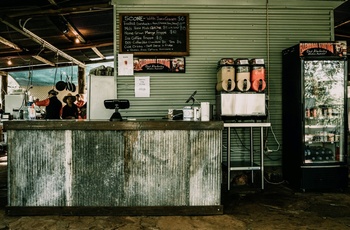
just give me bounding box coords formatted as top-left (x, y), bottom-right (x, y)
top-left (104, 99), bottom-right (130, 121)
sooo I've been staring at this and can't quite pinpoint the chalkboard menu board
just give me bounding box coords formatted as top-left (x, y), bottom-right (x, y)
top-left (119, 13), bottom-right (189, 56)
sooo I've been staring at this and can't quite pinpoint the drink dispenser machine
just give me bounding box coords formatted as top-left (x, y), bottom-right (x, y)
top-left (216, 58), bottom-right (267, 120)
top-left (216, 58), bottom-right (235, 92)
top-left (235, 58), bottom-right (251, 92)
top-left (250, 58), bottom-right (267, 92)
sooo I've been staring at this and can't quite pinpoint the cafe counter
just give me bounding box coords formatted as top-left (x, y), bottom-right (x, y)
top-left (4, 120), bottom-right (223, 216)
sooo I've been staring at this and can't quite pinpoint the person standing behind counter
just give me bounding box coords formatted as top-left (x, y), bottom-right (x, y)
top-left (62, 93), bottom-right (79, 119)
top-left (75, 94), bottom-right (87, 119)
top-left (35, 89), bottom-right (62, 119)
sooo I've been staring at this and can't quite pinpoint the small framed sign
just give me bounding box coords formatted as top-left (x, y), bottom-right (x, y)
top-left (133, 57), bottom-right (185, 73)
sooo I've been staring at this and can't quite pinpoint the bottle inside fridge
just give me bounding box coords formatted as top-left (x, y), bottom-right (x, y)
top-left (303, 59), bottom-right (346, 164)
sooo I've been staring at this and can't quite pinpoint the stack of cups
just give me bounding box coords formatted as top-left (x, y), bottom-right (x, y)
top-left (235, 58), bottom-right (251, 92)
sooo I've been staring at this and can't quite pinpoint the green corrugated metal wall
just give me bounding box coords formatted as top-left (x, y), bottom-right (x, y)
top-left (113, 0), bottom-right (344, 166)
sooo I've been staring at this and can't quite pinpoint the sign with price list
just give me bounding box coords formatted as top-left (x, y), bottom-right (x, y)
top-left (119, 13), bottom-right (189, 56)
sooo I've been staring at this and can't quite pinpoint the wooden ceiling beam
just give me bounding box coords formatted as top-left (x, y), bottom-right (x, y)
top-left (0, 36), bottom-right (22, 51)
top-left (335, 19), bottom-right (350, 29)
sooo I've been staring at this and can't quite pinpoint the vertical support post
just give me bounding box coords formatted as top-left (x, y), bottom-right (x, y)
top-left (250, 127), bottom-right (254, 184)
top-left (77, 66), bottom-right (85, 94)
top-left (227, 127), bottom-right (231, 190)
top-left (260, 126), bottom-right (264, 190)
top-left (0, 71), bottom-right (8, 110)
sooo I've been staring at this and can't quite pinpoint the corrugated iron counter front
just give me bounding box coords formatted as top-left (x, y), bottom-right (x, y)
top-left (4, 120), bottom-right (223, 216)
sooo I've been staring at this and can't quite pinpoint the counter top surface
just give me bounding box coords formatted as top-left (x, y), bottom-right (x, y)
top-left (3, 119), bottom-right (224, 130)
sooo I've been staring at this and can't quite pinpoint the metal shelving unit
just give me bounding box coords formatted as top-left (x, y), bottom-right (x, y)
top-left (224, 122), bottom-right (271, 190)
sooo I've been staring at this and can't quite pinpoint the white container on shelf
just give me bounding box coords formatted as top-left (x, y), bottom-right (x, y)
top-left (193, 107), bottom-right (200, 121)
top-left (183, 106), bottom-right (193, 121)
top-left (200, 102), bottom-right (210, 121)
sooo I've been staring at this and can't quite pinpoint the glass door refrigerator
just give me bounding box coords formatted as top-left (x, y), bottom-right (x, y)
top-left (282, 41), bottom-right (348, 191)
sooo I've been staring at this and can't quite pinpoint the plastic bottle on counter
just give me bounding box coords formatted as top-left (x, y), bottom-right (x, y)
top-left (22, 107), bottom-right (29, 120)
top-left (28, 106), bottom-right (36, 120)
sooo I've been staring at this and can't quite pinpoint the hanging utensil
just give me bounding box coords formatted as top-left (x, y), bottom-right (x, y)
top-left (53, 54), bottom-right (67, 91)
top-left (70, 64), bottom-right (76, 92)
top-left (56, 73), bottom-right (67, 91)
top-left (70, 82), bottom-right (76, 92)
top-left (66, 74), bottom-right (73, 91)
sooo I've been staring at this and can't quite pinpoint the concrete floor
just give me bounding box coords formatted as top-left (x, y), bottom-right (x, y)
top-left (0, 155), bottom-right (350, 229)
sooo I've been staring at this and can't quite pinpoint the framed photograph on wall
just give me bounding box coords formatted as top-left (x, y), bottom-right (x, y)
top-left (133, 57), bottom-right (185, 73)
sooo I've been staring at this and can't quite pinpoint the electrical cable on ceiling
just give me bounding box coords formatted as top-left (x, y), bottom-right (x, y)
top-left (4, 21), bottom-right (31, 64)
top-left (19, 18), bottom-right (85, 68)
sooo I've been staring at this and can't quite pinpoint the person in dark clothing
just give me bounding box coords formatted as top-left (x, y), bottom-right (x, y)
top-left (35, 89), bottom-right (62, 119)
top-left (62, 93), bottom-right (79, 119)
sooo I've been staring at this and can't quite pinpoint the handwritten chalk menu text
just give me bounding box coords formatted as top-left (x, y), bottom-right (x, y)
top-left (119, 13), bottom-right (189, 56)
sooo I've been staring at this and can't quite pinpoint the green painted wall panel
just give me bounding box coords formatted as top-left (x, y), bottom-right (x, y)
top-left (114, 1), bottom-right (343, 166)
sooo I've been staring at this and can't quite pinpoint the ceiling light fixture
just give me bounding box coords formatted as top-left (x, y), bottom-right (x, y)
top-left (75, 37), bottom-right (80, 44)
top-left (89, 57), bottom-right (103, 61)
top-left (90, 55), bottom-right (114, 61)
top-left (7, 58), bottom-right (12, 65)
top-left (67, 23), bottom-right (86, 44)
